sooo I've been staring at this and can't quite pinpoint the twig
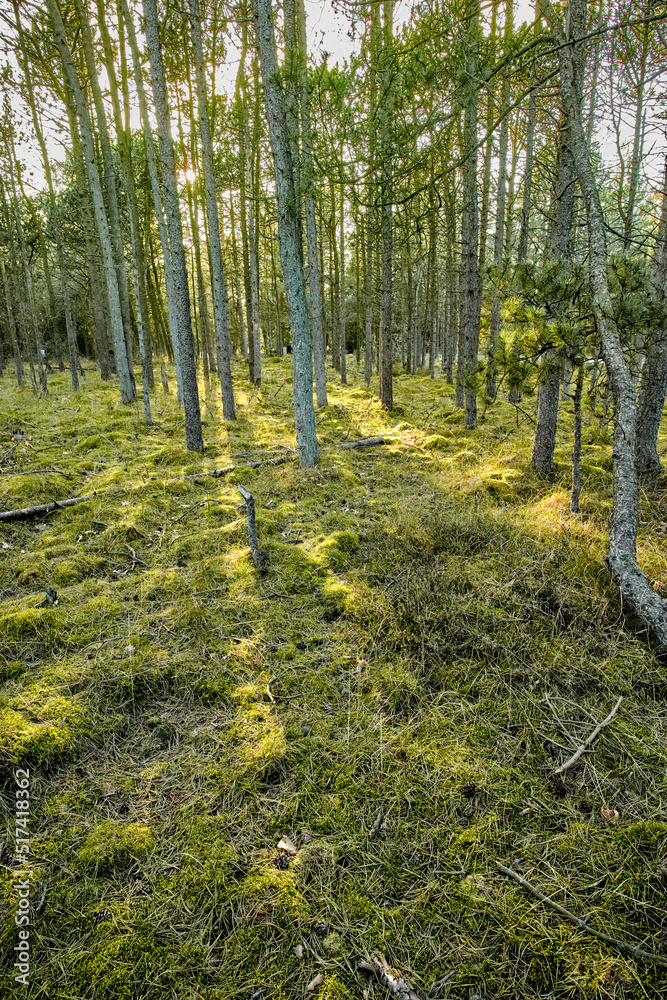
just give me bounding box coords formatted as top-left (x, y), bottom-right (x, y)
top-left (187, 455), bottom-right (294, 480)
top-left (554, 696), bottom-right (623, 775)
top-left (496, 862), bottom-right (667, 967)
top-left (333, 436), bottom-right (386, 450)
top-left (0, 467), bottom-right (81, 478)
top-left (0, 493), bottom-right (96, 522)
top-left (510, 402), bottom-right (537, 425)
top-left (237, 485), bottom-right (268, 573)
top-left (173, 498), bottom-right (221, 522)
top-left (124, 544), bottom-right (148, 570)
top-left (231, 446), bottom-right (296, 458)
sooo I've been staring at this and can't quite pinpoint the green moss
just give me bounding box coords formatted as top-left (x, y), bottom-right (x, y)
top-left (78, 820), bottom-right (154, 870)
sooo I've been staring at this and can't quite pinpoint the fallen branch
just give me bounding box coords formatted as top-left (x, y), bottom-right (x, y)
top-left (359, 954), bottom-right (422, 999)
top-left (496, 862), bottom-right (667, 967)
top-left (0, 467), bottom-right (81, 478)
top-left (0, 493), bottom-right (96, 522)
top-left (333, 436), bottom-right (386, 450)
top-left (237, 485), bottom-right (268, 573)
top-left (554, 696), bottom-right (623, 775)
top-left (188, 455), bottom-right (294, 480)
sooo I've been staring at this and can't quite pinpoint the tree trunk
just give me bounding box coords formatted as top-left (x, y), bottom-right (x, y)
top-left (142, 0), bottom-right (203, 451)
top-left (74, 0), bottom-right (134, 375)
top-left (459, 1), bottom-right (482, 429)
top-left (251, 0), bottom-right (319, 467)
top-left (339, 180), bottom-right (347, 384)
top-left (379, 0), bottom-right (394, 410)
top-left (540, 0), bottom-right (667, 648)
top-left (486, 1), bottom-right (512, 401)
top-left (189, 0), bottom-right (236, 418)
top-left (296, 0), bottom-right (326, 405)
top-left (47, 0), bottom-right (134, 402)
top-left (636, 156), bottom-right (667, 484)
top-left (119, 0), bottom-right (182, 401)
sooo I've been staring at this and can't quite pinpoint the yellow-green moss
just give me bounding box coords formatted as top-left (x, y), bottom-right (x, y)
top-left (78, 820), bottom-right (154, 869)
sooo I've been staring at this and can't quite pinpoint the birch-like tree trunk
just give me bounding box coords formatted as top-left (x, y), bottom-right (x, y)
top-left (251, 0), bottom-right (319, 467)
top-left (143, 0), bottom-right (204, 451)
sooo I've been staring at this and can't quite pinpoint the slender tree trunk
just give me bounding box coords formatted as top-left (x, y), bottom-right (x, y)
top-left (0, 256), bottom-right (23, 385)
top-left (74, 0), bottom-right (135, 374)
top-left (636, 156), bottom-right (667, 484)
top-left (143, 0), bottom-right (203, 451)
top-left (189, 0), bottom-right (236, 418)
top-left (296, 0), bottom-right (326, 405)
top-left (339, 180), bottom-right (347, 384)
top-left (47, 0), bottom-right (134, 402)
top-left (486, 2), bottom-right (512, 400)
top-left (252, 0), bottom-right (319, 467)
top-left (571, 364), bottom-right (583, 512)
top-left (379, 0), bottom-right (394, 410)
top-left (119, 0), bottom-right (182, 401)
top-left (531, 6), bottom-right (583, 475)
top-left (459, 0), bottom-right (482, 429)
top-left (2, 150), bottom-right (46, 394)
top-left (623, 16), bottom-right (650, 246)
top-left (229, 193), bottom-right (248, 357)
top-left (541, 0), bottom-right (667, 648)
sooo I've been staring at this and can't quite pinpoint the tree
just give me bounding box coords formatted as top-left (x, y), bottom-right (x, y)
top-left (540, 0), bottom-right (667, 647)
top-left (143, 0), bottom-right (204, 451)
top-left (251, 0), bottom-right (319, 467)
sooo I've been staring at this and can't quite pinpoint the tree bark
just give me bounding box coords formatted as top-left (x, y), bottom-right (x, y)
top-left (636, 155), bottom-right (667, 484)
top-left (379, 0), bottom-right (394, 410)
top-left (540, 0), bottom-right (667, 648)
top-left (189, 0), bottom-right (236, 418)
top-left (143, 0), bottom-right (204, 451)
top-left (251, 0), bottom-right (319, 467)
top-left (119, 0), bottom-right (183, 401)
top-left (459, 0), bottom-right (482, 429)
top-left (47, 0), bottom-right (134, 403)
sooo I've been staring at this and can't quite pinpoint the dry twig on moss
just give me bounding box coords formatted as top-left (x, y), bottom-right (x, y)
top-left (496, 862), bottom-right (667, 966)
top-left (553, 695), bottom-right (623, 775)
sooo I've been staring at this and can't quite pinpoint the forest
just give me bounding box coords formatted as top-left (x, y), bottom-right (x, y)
top-left (1, 0), bottom-right (667, 997)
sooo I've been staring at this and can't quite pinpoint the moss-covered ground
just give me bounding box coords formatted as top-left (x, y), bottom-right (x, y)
top-left (1, 357), bottom-right (666, 999)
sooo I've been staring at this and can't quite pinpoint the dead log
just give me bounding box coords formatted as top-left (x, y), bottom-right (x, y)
top-left (237, 485), bottom-right (268, 573)
top-left (0, 493), bottom-right (96, 522)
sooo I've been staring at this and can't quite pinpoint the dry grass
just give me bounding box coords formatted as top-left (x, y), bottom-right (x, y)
top-left (1, 357), bottom-right (666, 999)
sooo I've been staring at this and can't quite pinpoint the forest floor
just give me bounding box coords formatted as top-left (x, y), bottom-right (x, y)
top-left (1, 357), bottom-right (667, 1000)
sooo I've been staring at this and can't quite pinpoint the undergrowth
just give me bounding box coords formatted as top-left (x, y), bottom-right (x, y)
top-left (1, 357), bottom-right (666, 999)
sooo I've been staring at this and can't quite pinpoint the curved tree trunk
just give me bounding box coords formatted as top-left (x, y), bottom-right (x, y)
top-left (540, 0), bottom-right (667, 648)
